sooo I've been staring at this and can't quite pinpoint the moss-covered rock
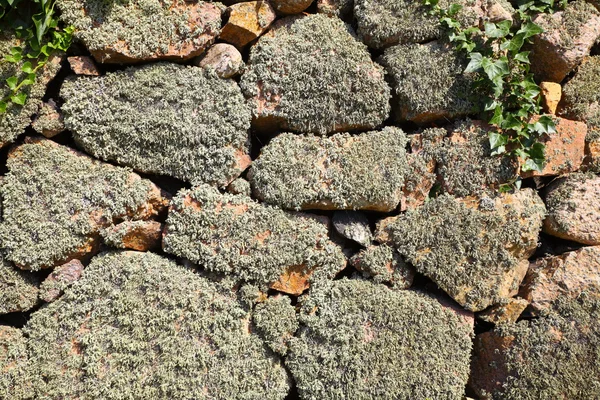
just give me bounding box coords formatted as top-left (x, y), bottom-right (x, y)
top-left (316, 0), bottom-right (353, 18)
top-left (0, 139), bottom-right (168, 270)
top-left (39, 259), bottom-right (84, 303)
top-left (17, 251), bottom-right (290, 399)
top-left (61, 63), bottom-right (251, 187)
top-left (378, 189), bottom-right (545, 311)
top-left (240, 14), bottom-right (391, 134)
top-left (287, 279), bottom-right (473, 399)
top-left (249, 128), bottom-right (433, 211)
top-left (162, 184), bottom-right (346, 295)
top-left (253, 295), bottom-right (298, 355)
top-left (31, 100), bottom-right (65, 138)
top-left (470, 296), bottom-right (600, 399)
top-left (350, 244), bottom-right (415, 289)
top-left (101, 220), bottom-right (163, 252)
top-left (378, 41), bottom-right (476, 124)
top-left (0, 326), bottom-right (35, 399)
top-left (57, 0), bottom-right (222, 63)
top-left (0, 256), bottom-right (39, 314)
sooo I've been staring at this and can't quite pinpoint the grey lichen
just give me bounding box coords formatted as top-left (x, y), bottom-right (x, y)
top-left (249, 128), bottom-right (411, 211)
top-left (61, 63), bottom-right (251, 187)
top-left (32, 101), bottom-right (65, 138)
top-left (561, 56), bottom-right (600, 132)
top-left (227, 177), bottom-right (252, 197)
top-left (287, 279), bottom-right (473, 399)
top-left (253, 295), bottom-right (298, 355)
top-left (240, 14), bottom-right (391, 134)
top-left (0, 326), bottom-right (36, 399)
top-left (539, 0), bottom-right (600, 50)
top-left (17, 251), bottom-right (290, 399)
top-left (378, 41), bottom-right (477, 124)
top-left (0, 256), bottom-right (39, 314)
top-left (350, 244), bottom-right (414, 289)
top-left (162, 184), bottom-right (346, 290)
top-left (0, 139), bottom-right (164, 270)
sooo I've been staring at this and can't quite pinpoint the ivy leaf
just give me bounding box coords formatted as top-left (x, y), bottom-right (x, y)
top-left (514, 51), bottom-right (530, 63)
top-left (6, 76), bottom-right (18, 90)
top-left (518, 22), bottom-right (544, 39)
top-left (485, 20), bottom-right (511, 38)
top-left (465, 52), bottom-right (483, 73)
top-left (489, 131), bottom-right (508, 154)
top-left (533, 115), bottom-right (557, 134)
top-left (482, 57), bottom-right (509, 80)
top-left (448, 3), bottom-right (462, 16)
top-left (20, 73), bottom-right (36, 86)
top-left (501, 114), bottom-right (522, 130)
top-left (501, 33), bottom-right (525, 53)
top-left (0, 101), bottom-right (7, 113)
top-left (21, 61), bottom-right (34, 74)
top-left (490, 105), bottom-right (504, 125)
top-left (10, 92), bottom-right (27, 105)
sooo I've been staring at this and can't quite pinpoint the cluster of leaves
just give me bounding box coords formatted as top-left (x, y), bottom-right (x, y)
top-left (425, 0), bottom-right (564, 182)
top-left (0, 0), bottom-right (73, 112)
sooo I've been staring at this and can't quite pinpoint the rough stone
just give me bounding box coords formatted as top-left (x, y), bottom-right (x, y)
top-left (540, 82), bottom-right (561, 114)
top-left (520, 246), bottom-right (600, 313)
top-left (350, 244), bottom-right (415, 289)
top-left (240, 14), bottom-right (391, 134)
top-left (32, 100), bottom-right (64, 138)
top-left (57, 0), bottom-right (222, 63)
top-left (162, 184), bottom-right (346, 295)
top-left (478, 297), bottom-right (529, 324)
top-left (377, 189), bottom-right (546, 311)
top-left (249, 128), bottom-right (433, 211)
top-left (271, 0), bottom-right (313, 14)
top-left (226, 177), bottom-right (252, 197)
top-left (39, 259), bottom-right (84, 303)
top-left (332, 211), bottom-right (373, 247)
top-left (194, 43), bottom-right (244, 78)
top-left (0, 256), bottom-right (39, 314)
top-left (67, 56), bottom-right (100, 76)
top-left (530, 0), bottom-right (600, 82)
top-left (0, 326), bottom-right (33, 399)
top-left (253, 295), bottom-right (298, 355)
top-left (584, 130), bottom-right (600, 173)
top-left (219, 1), bottom-right (276, 48)
top-left (61, 63), bottom-right (251, 187)
top-left (543, 172), bottom-right (600, 245)
top-left (0, 138), bottom-right (168, 270)
top-left (101, 220), bottom-right (163, 252)
top-left (378, 41), bottom-right (476, 124)
top-left (316, 0), bottom-right (353, 17)
top-left (287, 279), bottom-right (473, 399)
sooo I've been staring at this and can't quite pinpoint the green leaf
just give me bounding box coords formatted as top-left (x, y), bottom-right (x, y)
top-left (10, 92), bottom-right (27, 105)
top-left (489, 131), bottom-right (508, 155)
top-left (490, 106), bottom-right (504, 125)
top-left (501, 33), bottom-right (525, 53)
top-left (514, 51), bottom-right (531, 63)
top-left (533, 116), bottom-right (557, 134)
top-left (482, 57), bottom-right (509, 80)
top-left (448, 3), bottom-right (462, 15)
top-left (21, 61), bottom-right (34, 74)
top-left (423, 0), bottom-right (439, 7)
top-left (6, 76), bottom-right (18, 90)
top-left (501, 114), bottom-right (522, 130)
top-left (0, 101), bottom-right (7, 113)
top-left (464, 52), bottom-right (483, 73)
top-left (20, 73), bottom-right (36, 86)
top-left (485, 20), bottom-right (511, 38)
top-left (518, 22), bottom-right (544, 39)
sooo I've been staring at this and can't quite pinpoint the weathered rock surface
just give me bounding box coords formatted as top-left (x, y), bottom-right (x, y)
top-left (543, 173), bottom-right (600, 244)
top-left (32, 100), bottom-right (65, 138)
top-left (287, 279), bottom-right (473, 399)
top-left (162, 185), bottom-right (346, 295)
top-left (520, 246), bottom-right (600, 313)
top-left (249, 128), bottom-right (434, 211)
top-left (584, 131), bottom-right (600, 173)
top-left (377, 189), bottom-right (546, 311)
top-left (470, 297), bottom-right (600, 399)
top-left (16, 251), bottom-right (291, 399)
top-left (560, 55), bottom-right (600, 136)
top-left (0, 256), bottom-right (39, 314)
top-left (61, 63), bottom-right (251, 187)
top-left (350, 244), bottom-right (415, 289)
top-left (240, 14), bottom-right (390, 134)
top-left (194, 43), bottom-right (244, 78)
top-left (67, 56), bottom-right (100, 76)
top-left (530, 0), bottom-right (600, 82)
top-left (101, 220), bottom-right (163, 252)
top-left (271, 0), bottom-right (313, 14)
top-left (39, 259), bottom-right (84, 303)
top-left (0, 139), bottom-right (168, 270)
top-left (253, 295), bottom-right (298, 355)
top-left (57, 0), bottom-right (222, 63)
top-left (378, 41), bottom-right (475, 124)
top-left (226, 177), bottom-right (252, 197)
top-left (219, 1), bottom-right (277, 48)
top-left (540, 82), bottom-right (561, 115)
top-left (332, 211), bottom-right (373, 247)
top-left (0, 326), bottom-right (33, 399)
top-left (478, 298), bottom-right (529, 324)
top-left (317, 0), bottom-right (353, 17)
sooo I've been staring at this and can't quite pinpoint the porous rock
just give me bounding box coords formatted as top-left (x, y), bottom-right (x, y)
top-left (17, 251), bottom-right (291, 399)
top-left (316, 0), bottom-right (353, 17)
top-left (101, 220), bottom-right (163, 252)
top-left (39, 259), bottom-right (84, 303)
top-left (194, 43), bottom-right (244, 78)
top-left (67, 55), bottom-right (100, 76)
top-left (0, 256), bottom-right (39, 314)
top-left (253, 295), bottom-right (298, 355)
top-left (57, 0), bottom-right (222, 63)
top-left (249, 128), bottom-right (434, 211)
top-left (270, 0), bottom-right (313, 15)
top-left (287, 279), bottom-right (473, 399)
top-left (332, 211), bottom-right (373, 247)
top-left (0, 139), bottom-right (168, 270)
top-left (478, 297), bottom-right (529, 324)
top-left (540, 82), bottom-right (561, 115)
top-left (350, 244), bottom-right (415, 289)
top-left (378, 41), bottom-right (476, 124)
top-left (240, 14), bottom-right (391, 134)
top-left (470, 297), bottom-right (600, 399)
top-left (529, 0), bottom-right (600, 82)
top-left (377, 189), bottom-right (546, 311)
top-left (162, 184), bottom-right (346, 295)
top-left (543, 172), bottom-right (600, 244)
top-left (32, 100), bottom-right (65, 138)
top-left (219, 1), bottom-right (276, 48)
top-left (61, 63), bottom-right (251, 187)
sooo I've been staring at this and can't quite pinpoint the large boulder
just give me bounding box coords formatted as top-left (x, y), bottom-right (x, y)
top-left (240, 14), bottom-right (391, 134)
top-left (249, 128), bottom-right (434, 211)
top-left (61, 63), bottom-right (251, 187)
top-left (0, 139), bottom-right (168, 270)
top-left (286, 279), bottom-right (473, 399)
top-left (543, 173), bottom-right (600, 245)
top-left (57, 0), bottom-right (222, 63)
top-left (16, 251), bottom-right (291, 399)
top-left (377, 189), bottom-right (546, 311)
top-left (529, 0), bottom-right (600, 82)
top-left (0, 256), bottom-right (39, 314)
top-left (378, 41), bottom-right (476, 124)
top-left (162, 185), bottom-right (346, 295)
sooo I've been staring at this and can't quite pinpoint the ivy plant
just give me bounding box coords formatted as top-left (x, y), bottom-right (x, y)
top-left (0, 0), bottom-right (73, 113)
top-left (425, 0), bottom-right (564, 184)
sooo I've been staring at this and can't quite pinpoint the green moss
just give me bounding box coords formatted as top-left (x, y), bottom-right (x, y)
top-left (0, 326), bottom-right (37, 399)
top-left (240, 14), bottom-right (391, 135)
top-left (17, 251), bottom-right (290, 399)
top-left (350, 244), bottom-right (414, 288)
top-left (561, 56), bottom-right (600, 129)
top-left (162, 184), bottom-right (346, 290)
top-left (0, 140), bottom-right (161, 270)
top-left (57, 0), bottom-right (222, 60)
top-left (227, 177), bottom-right (252, 197)
top-left (253, 295), bottom-right (298, 355)
top-left (0, 256), bottom-right (39, 314)
top-left (287, 279), bottom-right (473, 399)
top-left (383, 190), bottom-right (545, 311)
top-left (543, 172), bottom-right (594, 233)
top-left (61, 63), bottom-right (251, 187)
top-left (378, 41), bottom-right (477, 124)
top-left (249, 128), bottom-right (410, 211)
